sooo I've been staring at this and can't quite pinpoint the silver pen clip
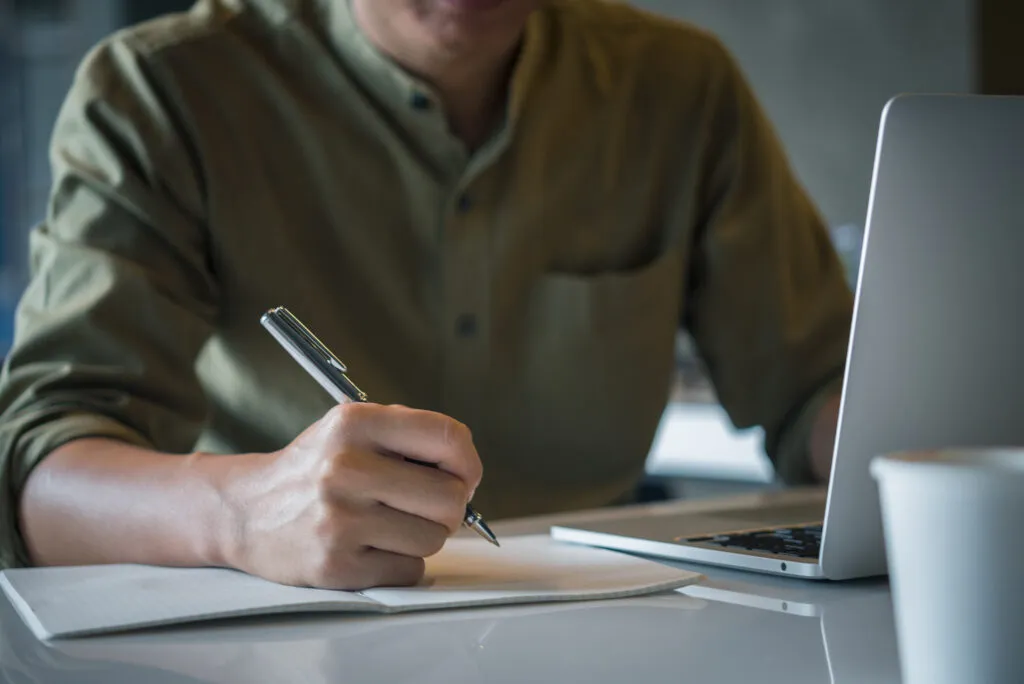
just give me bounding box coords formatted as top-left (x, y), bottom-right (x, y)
top-left (260, 306), bottom-right (367, 404)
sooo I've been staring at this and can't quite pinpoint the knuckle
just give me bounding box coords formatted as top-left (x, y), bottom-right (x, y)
top-left (466, 455), bottom-right (483, 490)
top-left (445, 475), bottom-right (469, 506)
top-left (323, 402), bottom-right (371, 436)
top-left (439, 497), bottom-right (467, 534)
top-left (315, 453), bottom-right (346, 496)
top-left (441, 419), bottom-right (482, 487)
top-left (443, 419), bottom-right (473, 449)
top-left (313, 470), bottom-right (335, 501)
top-left (314, 457), bottom-right (341, 494)
top-left (310, 501), bottom-right (340, 542)
top-left (313, 501), bottom-right (361, 549)
top-left (422, 476), bottom-right (466, 533)
top-left (322, 403), bottom-right (350, 432)
top-left (418, 524), bottom-right (449, 558)
top-left (330, 447), bottom-right (360, 475)
top-left (322, 447), bottom-right (370, 491)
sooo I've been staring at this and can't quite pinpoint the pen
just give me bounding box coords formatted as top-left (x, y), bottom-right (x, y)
top-left (260, 306), bottom-right (500, 547)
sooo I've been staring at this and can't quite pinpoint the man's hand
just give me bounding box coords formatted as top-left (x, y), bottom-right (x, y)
top-left (220, 403), bottom-right (483, 590)
top-left (809, 392), bottom-right (842, 483)
top-left (19, 404), bottom-right (481, 591)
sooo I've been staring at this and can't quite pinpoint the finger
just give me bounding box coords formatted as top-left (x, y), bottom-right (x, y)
top-left (353, 548), bottom-right (425, 589)
top-left (333, 449), bottom-right (467, 532)
top-left (359, 502), bottom-right (450, 558)
top-left (327, 403), bottom-right (483, 493)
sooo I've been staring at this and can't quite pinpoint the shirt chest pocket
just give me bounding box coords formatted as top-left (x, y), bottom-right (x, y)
top-left (491, 249), bottom-right (686, 484)
top-left (531, 248), bottom-right (685, 340)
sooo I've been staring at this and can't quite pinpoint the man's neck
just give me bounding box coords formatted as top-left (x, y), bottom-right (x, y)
top-left (434, 50), bottom-right (520, 150)
top-left (351, 2), bottom-right (523, 150)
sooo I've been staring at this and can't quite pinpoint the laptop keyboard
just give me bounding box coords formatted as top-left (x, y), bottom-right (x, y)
top-left (684, 524), bottom-right (823, 559)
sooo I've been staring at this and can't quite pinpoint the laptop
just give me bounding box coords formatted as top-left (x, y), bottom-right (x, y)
top-left (551, 93), bottom-right (1024, 580)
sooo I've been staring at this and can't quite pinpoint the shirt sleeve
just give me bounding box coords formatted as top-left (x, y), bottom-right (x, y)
top-left (0, 37), bottom-right (220, 568)
top-left (683, 40), bottom-right (853, 484)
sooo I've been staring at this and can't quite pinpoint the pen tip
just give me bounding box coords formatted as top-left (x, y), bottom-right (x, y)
top-left (474, 519), bottom-right (500, 547)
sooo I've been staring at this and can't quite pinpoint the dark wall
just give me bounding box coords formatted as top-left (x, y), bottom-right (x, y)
top-left (978, 0), bottom-right (1024, 95)
top-left (635, 0), bottom-right (972, 234)
top-left (123, 0), bottom-right (194, 25)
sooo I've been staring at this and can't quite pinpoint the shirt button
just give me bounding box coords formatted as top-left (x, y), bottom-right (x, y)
top-left (410, 92), bottom-right (431, 110)
top-left (455, 314), bottom-right (478, 338)
top-left (457, 194), bottom-right (472, 212)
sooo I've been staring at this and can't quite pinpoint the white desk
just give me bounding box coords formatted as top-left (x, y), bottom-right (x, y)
top-left (0, 491), bottom-right (900, 683)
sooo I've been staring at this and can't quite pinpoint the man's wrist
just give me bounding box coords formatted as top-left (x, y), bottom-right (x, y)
top-left (808, 392), bottom-right (842, 482)
top-left (180, 450), bottom-right (268, 570)
top-left (771, 376), bottom-right (844, 485)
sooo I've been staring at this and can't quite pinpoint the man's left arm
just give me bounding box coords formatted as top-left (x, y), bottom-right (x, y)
top-left (809, 389), bottom-right (843, 482)
top-left (682, 39), bottom-right (853, 485)
top-left (776, 379), bottom-right (844, 484)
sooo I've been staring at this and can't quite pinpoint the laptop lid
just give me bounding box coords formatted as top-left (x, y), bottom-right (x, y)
top-left (820, 94), bottom-right (1024, 579)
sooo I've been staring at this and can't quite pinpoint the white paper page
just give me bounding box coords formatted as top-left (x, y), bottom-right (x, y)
top-left (0, 564), bottom-right (377, 640)
top-left (362, 535), bottom-right (702, 610)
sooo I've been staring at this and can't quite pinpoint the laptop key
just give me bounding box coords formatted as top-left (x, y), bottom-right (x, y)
top-left (682, 524), bottom-right (823, 559)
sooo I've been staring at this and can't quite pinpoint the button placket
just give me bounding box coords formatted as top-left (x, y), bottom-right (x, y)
top-left (455, 312), bottom-right (478, 338)
top-left (405, 86), bottom-right (467, 176)
top-left (409, 92), bottom-right (432, 111)
top-left (439, 179), bottom-right (490, 427)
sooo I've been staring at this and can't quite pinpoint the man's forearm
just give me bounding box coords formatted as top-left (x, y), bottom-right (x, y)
top-left (18, 438), bottom-right (250, 568)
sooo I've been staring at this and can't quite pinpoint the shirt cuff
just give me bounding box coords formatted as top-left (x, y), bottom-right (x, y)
top-left (771, 375), bottom-right (844, 485)
top-left (3, 413), bottom-right (151, 569)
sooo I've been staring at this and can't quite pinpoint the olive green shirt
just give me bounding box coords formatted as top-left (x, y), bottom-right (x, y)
top-left (0, 0), bottom-right (852, 568)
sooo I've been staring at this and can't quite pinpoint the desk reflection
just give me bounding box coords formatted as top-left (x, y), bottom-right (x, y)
top-left (1, 578), bottom-right (898, 684)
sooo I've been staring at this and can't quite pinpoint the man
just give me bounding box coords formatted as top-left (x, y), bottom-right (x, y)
top-left (0, 0), bottom-right (852, 589)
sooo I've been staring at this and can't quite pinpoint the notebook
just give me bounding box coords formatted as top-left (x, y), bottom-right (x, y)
top-left (0, 534), bottom-right (702, 640)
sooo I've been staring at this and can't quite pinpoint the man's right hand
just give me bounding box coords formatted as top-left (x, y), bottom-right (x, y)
top-left (219, 403), bottom-right (483, 590)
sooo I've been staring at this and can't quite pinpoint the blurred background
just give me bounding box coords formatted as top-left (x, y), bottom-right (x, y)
top-left (1, 0), bottom-right (1021, 490)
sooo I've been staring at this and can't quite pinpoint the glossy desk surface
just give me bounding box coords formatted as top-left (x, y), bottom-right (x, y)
top-left (0, 491), bottom-right (900, 684)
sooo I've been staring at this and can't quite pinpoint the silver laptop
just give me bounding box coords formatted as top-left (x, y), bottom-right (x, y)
top-left (551, 93), bottom-right (1024, 580)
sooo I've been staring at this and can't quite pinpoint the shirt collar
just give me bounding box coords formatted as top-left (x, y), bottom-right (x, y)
top-left (311, 0), bottom-right (550, 128)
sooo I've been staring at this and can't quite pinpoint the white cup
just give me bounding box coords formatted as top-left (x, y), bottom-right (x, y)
top-left (871, 448), bottom-right (1024, 684)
